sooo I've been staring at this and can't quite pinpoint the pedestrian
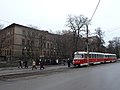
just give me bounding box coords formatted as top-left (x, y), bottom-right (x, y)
top-left (63, 59), bottom-right (66, 65)
top-left (56, 59), bottom-right (59, 64)
top-left (18, 60), bottom-right (23, 68)
top-left (18, 60), bottom-right (21, 68)
top-left (39, 59), bottom-right (44, 70)
top-left (67, 58), bottom-right (71, 67)
top-left (32, 60), bottom-right (37, 70)
top-left (24, 60), bottom-right (28, 68)
top-left (21, 60), bottom-right (23, 68)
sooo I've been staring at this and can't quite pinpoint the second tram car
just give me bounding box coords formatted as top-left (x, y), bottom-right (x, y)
top-left (73, 51), bottom-right (117, 67)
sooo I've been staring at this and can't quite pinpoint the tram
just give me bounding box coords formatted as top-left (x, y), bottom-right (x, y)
top-left (73, 51), bottom-right (117, 67)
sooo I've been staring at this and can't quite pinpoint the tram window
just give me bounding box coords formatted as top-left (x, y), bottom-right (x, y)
top-left (105, 55), bottom-right (107, 58)
top-left (113, 55), bottom-right (115, 58)
top-left (112, 55), bottom-right (114, 58)
top-left (98, 54), bottom-right (102, 58)
top-left (109, 55), bottom-right (111, 58)
top-left (111, 55), bottom-right (113, 58)
top-left (89, 54), bottom-right (92, 58)
top-left (80, 54), bottom-right (83, 58)
top-left (99, 55), bottom-right (101, 58)
top-left (94, 54), bottom-right (96, 58)
top-left (91, 54), bottom-right (93, 58)
top-left (107, 55), bottom-right (109, 58)
top-left (74, 54), bottom-right (79, 58)
top-left (95, 54), bottom-right (97, 58)
top-left (100, 55), bottom-right (102, 58)
top-left (113, 55), bottom-right (116, 58)
top-left (91, 54), bottom-right (95, 58)
top-left (74, 54), bottom-right (84, 58)
top-left (82, 54), bottom-right (84, 58)
top-left (101, 55), bottom-right (103, 58)
top-left (96, 54), bottom-right (98, 58)
top-left (97, 54), bottom-right (99, 58)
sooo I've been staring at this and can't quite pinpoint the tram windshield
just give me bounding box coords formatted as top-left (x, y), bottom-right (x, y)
top-left (74, 54), bottom-right (84, 59)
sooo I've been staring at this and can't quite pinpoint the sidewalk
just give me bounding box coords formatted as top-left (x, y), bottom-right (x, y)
top-left (0, 65), bottom-right (67, 76)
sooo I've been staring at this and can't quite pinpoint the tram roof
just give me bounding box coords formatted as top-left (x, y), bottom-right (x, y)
top-left (74, 51), bottom-right (104, 55)
top-left (74, 51), bottom-right (116, 56)
top-left (104, 53), bottom-right (116, 56)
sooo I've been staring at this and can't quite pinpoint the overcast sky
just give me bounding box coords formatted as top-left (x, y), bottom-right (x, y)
top-left (0, 0), bottom-right (120, 45)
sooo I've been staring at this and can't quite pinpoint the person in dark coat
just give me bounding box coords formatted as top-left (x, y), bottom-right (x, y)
top-left (24, 60), bottom-right (28, 68)
top-left (18, 60), bottom-right (23, 68)
top-left (67, 58), bottom-right (71, 67)
top-left (63, 59), bottom-right (66, 65)
top-left (39, 59), bottom-right (44, 70)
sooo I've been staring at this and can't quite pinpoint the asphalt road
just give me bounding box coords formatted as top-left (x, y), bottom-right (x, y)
top-left (0, 62), bottom-right (120, 90)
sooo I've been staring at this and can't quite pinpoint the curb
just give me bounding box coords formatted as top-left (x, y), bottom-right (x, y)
top-left (0, 65), bottom-right (67, 80)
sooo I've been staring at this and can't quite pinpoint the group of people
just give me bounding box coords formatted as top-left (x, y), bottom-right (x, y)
top-left (18, 58), bottom-right (72, 70)
top-left (18, 59), bottom-right (44, 70)
top-left (32, 59), bottom-right (44, 70)
top-left (18, 60), bottom-right (28, 68)
top-left (62, 58), bottom-right (72, 67)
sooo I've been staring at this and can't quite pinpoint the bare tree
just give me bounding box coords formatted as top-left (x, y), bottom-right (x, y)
top-left (0, 24), bottom-right (4, 30)
top-left (107, 40), bottom-right (115, 53)
top-left (113, 37), bottom-right (120, 57)
top-left (95, 27), bottom-right (105, 52)
top-left (107, 37), bottom-right (120, 58)
top-left (27, 24), bottom-right (40, 30)
top-left (66, 15), bottom-right (89, 57)
top-left (61, 30), bottom-right (74, 58)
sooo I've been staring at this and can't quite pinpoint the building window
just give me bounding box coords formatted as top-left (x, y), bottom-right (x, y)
top-left (32, 32), bottom-right (35, 37)
top-left (6, 31), bottom-right (10, 37)
top-left (28, 31), bottom-right (31, 37)
top-left (31, 40), bottom-right (34, 46)
top-left (43, 36), bottom-right (46, 40)
top-left (43, 42), bottom-right (46, 48)
top-left (9, 49), bottom-right (11, 55)
top-left (47, 43), bottom-right (49, 49)
top-left (22, 39), bottom-right (25, 45)
top-left (22, 49), bottom-right (24, 55)
top-left (22, 30), bottom-right (26, 36)
top-left (47, 51), bottom-right (49, 55)
top-left (50, 51), bottom-right (53, 55)
top-left (27, 40), bottom-right (30, 46)
top-left (43, 51), bottom-right (46, 55)
top-left (50, 43), bottom-right (53, 49)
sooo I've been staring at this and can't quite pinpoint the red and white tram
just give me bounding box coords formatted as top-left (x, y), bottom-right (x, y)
top-left (104, 53), bottom-right (117, 63)
top-left (73, 51), bottom-right (117, 67)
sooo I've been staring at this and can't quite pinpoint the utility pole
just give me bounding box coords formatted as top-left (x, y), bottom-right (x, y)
top-left (86, 24), bottom-right (89, 66)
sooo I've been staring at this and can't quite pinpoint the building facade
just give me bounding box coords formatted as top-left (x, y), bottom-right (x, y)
top-left (0, 23), bottom-right (64, 64)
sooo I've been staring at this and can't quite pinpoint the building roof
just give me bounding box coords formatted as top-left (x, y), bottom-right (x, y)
top-left (2, 23), bottom-right (49, 33)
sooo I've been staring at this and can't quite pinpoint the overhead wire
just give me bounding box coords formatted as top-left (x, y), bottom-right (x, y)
top-left (104, 25), bottom-right (120, 33)
top-left (0, 18), bottom-right (12, 24)
top-left (89, 0), bottom-right (101, 23)
top-left (89, 0), bottom-right (120, 37)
